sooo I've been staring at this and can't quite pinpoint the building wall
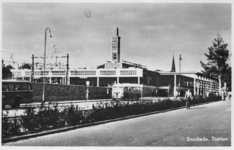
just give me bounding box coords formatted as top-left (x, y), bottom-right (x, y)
top-left (10, 69), bottom-right (220, 98)
top-left (119, 77), bottom-right (138, 84)
top-left (158, 75), bottom-right (174, 86)
top-left (141, 70), bottom-right (160, 86)
top-left (70, 77), bottom-right (98, 86)
top-left (31, 83), bottom-right (112, 102)
top-left (99, 77), bottom-right (117, 86)
top-left (142, 85), bottom-right (157, 97)
top-left (177, 75), bottom-right (194, 88)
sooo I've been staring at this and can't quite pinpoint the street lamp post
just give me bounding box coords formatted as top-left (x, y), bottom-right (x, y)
top-left (179, 54), bottom-right (182, 86)
top-left (42, 28), bottom-right (52, 102)
top-left (178, 54), bottom-right (182, 96)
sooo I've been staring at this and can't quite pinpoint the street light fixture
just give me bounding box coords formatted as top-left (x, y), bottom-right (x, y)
top-left (42, 28), bottom-right (52, 102)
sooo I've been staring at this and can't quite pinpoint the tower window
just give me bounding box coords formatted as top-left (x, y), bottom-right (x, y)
top-left (112, 53), bottom-right (117, 60)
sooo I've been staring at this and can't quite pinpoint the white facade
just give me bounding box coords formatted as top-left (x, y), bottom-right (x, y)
top-left (11, 68), bottom-right (143, 85)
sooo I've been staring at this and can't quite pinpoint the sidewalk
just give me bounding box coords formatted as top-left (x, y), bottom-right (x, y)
top-left (21, 98), bottom-right (112, 106)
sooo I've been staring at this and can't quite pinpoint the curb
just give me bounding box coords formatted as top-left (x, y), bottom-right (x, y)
top-left (2, 100), bottom-right (221, 144)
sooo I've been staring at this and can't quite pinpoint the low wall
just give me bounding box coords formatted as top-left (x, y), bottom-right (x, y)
top-left (142, 85), bottom-right (157, 97)
top-left (31, 83), bottom-right (112, 102)
top-left (31, 83), bottom-right (158, 102)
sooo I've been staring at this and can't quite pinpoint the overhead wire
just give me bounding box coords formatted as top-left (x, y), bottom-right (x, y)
top-left (2, 47), bottom-right (68, 68)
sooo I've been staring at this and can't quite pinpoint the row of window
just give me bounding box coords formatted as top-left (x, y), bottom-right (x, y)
top-left (2, 83), bottom-right (32, 91)
top-left (71, 71), bottom-right (96, 75)
top-left (26, 71), bottom-right (62, 76)
top-left (120, 70), bottom-right (137, 75)
top-left (52, 71), bottom-right (66, 75)
top-left (33, 71), bottom-right (49, 75)
top-left (25, 72), bottom-right (31, 75)
top-left (100, 71), bottom-right (116, 75)
top-left (14, 70), bottom-right (141, 77)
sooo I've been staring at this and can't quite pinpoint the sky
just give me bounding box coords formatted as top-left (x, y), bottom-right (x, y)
top-left (2, 2), bottom-right (232, 72)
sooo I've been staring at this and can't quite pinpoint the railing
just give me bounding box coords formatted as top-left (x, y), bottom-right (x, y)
top-left (100, 71), bottom-right (116, 75)
top-left (120, 70), bottom-right (137, 75)
top-left (52, 71), bottom-right (66, 76)
top-left (71, 71), bottom-right (96, 76)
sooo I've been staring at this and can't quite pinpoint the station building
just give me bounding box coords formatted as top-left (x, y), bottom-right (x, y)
top-left (10, 28), bottom-right (220, 97)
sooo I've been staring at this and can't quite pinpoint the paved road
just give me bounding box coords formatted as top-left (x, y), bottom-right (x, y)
top-left (4, 99), bottom-right (231, 146)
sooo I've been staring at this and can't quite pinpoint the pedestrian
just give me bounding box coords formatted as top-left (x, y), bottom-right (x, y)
top-left (86, 89), bottom-right (89, 101)
top-left (175, 90), bottom-right (179, 98)
top-left (229, 92), bottom-right (232, 100)
top-left (185, 89), bottom-right (192, 109)
top-left (124, 87), bottom-right (128, 100)
top-left (137, 92), bottom-right (140, 100)
top-left (186, 97), bottom-right (191, 109)
top-left (223, 92), bottom-right (226, 101)
top-left (151, 90), bottom-right (154, 97)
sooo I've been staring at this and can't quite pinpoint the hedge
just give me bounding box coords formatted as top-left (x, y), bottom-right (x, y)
top-left (2, 95), bottom-right (221, 139)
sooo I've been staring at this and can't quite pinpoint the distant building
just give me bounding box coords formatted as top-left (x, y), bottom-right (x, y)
top-left (171, 55), bottom-right (176, 72)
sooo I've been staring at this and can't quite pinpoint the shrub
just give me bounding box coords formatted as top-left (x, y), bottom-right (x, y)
top-left (22, 107), bottom-right (39, 132)
top-left (2, 118), bottom-right (12, 137)
top-left (64, 104), bottom-right (85, 125)
top-left (2, 118), bottom-right (22, 137)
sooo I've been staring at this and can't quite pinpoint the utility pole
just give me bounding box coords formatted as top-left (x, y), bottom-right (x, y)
top-left (31, 54), bottom-right (34, 82)
top-left (66, 53), bottom-right (69, 85)
top-left (53, 54), bottom-right (69, 84)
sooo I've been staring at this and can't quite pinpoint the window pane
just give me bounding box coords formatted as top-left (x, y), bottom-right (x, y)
top-left (22, 84), bottom-right (28, 90)
top-left (2, 83), bottom-right (8, 91)
top-left (14, 84), bottom-right (22, 90)
top-left (112, 53), bottom-right (117, 59)
top-left (9, 83), bottom-right (14, 91)
top-left (28, 84), bottom-right (32, 90)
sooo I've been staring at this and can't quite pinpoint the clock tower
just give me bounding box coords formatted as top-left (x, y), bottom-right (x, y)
top-left (111, 28), bottom-right (121, 62)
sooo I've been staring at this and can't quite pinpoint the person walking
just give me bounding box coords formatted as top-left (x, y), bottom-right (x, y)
top-left (223, 92), bottom-right (226, 101)
top-left (228, 91), bottom-right (232, 100)
top-left (86, 89), bottom-right (89, 101)
top-left (185, 89), bottom-right (192, 109)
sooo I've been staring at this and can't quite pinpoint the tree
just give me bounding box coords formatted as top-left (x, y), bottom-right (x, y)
top-left (2, 67), bottom-right (12, 79)
top-left (6, 64), bottom-right (14, 69)
top-left (200, 34), bottom-right (231, 89)
top-left (19, 63), bottom-right (32, 69)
